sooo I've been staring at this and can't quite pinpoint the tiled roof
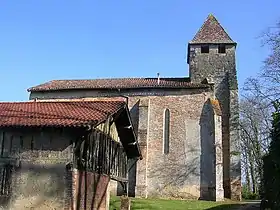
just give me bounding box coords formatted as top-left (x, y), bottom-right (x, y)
top-left (27, 77), bottom-right (210, 92)
top-left (0, 100), bottom-right (125, 128)
top-left (189, 14), bottom-right (235, 44)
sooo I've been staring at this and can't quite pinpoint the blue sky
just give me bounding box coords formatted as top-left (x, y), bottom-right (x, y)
top-left (0, 0), bottom-right (279, 101)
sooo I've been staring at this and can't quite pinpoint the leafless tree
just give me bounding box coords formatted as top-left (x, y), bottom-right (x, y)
top-left (240, 97), bottom-right (271, 193)
top-left (244, 20), bottom-right (280, 103)
top-left (241, 20), bottom-right (280, 195)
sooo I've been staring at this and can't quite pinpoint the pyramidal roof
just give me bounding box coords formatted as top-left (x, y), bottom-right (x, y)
top-left (189, 14), bottom-right (235, 44)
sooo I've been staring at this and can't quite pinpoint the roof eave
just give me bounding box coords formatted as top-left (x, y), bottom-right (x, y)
top-left (0, 122), bottom-right (99, 129)
top-left (124, 104), bottom-right (142, 160)
top-left (188, 41), bottom-right (237, 46)
top-left (114, 104), bottom-right (142, 160)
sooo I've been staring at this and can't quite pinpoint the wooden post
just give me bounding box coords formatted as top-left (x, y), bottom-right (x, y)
top-left (120, 196), bottom-right (131, 210)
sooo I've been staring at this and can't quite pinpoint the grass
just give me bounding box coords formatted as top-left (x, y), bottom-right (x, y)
top-left (110, 196), bottom-right (246, 210)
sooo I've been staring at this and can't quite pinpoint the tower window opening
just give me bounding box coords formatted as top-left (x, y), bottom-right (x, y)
top-left (218, 44), bottom-right (226, 53)
top-left (201, 45), bottom-right (209, 53)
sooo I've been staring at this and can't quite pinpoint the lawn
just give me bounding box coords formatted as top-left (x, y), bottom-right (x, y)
top-left (110, 196), bottom-right (246, 210)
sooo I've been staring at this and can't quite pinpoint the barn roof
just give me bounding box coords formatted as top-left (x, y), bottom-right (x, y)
top-left (0, 99), bottom-right (141, 158)
top-left (189, 14), bottom-right (235, 44)
top-left (0, 100), bottom-right (125, 128)
top-left (27, 77), bottom-right (210, 92)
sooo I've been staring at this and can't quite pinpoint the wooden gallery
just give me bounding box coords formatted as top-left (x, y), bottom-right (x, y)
top-left (0, 99), bottom-right (141, 209)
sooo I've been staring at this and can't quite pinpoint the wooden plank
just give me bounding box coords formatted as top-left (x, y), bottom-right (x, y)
top-left (0, 131), bottom-right (2, 157)
top-left (111, 175), bottom-right (128, 183)
top-left (9, 136), bottom-right (13, 154)
top-left (1, 132), bottom-right (5, 157)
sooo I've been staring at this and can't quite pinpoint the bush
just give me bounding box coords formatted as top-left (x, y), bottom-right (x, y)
top-left (261, 100), bottom-right (280, 209)
top-left (242, 187), bottom-right (260, 200)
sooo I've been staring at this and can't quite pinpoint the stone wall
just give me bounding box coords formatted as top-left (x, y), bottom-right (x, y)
top-left (27, 89), bottom-right (230, 200)
top-left (139, 93), bottom-right (216, 199)
top-left (0, 128), bottom-right (113, 210)
top-left (199, 100), bottom-right (216, 200)
top-left (29, 87), bottom-right (215, 199)
top-left (0, 128), bottom-right (73, 209)
top-left (29, 88), bottom-right (225, 199)
top-left (188, 43), bottom-right (241, 200)
top-left (194, 99), bottom-right (224, 201)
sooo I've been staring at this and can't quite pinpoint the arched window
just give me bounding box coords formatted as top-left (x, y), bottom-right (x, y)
top-left (163, 109), bottom-right (170, 154)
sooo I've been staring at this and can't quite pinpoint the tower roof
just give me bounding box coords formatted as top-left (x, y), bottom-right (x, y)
top-left (189, 14), bottom-right (235, 44)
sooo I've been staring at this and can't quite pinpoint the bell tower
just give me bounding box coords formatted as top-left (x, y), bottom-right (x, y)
top-left (188, 14), bottom-right (241, 200)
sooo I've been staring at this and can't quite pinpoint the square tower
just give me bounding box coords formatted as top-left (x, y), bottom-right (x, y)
top-left (187, 14), bottom-right (241, 200)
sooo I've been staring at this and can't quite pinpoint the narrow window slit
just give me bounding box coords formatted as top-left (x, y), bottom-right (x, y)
top-left (163, 109), bottom-right (170, 154)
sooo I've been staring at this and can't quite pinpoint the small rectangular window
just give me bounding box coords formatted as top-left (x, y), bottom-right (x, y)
top-left (218, 44), bottom-right (226, 53)
top-left (201, 45), bottom-right (209, 53)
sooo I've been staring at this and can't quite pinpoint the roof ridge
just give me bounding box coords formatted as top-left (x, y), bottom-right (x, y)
top-left (51, 77), bottom-right (189, 81)
top-left (27, 77), bottom-right (208, 92)
top-left (0, 100), bottom-right (125, 104)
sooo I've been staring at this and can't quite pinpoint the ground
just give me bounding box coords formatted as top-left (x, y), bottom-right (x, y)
top-left (110, 197), bottom-right (260, 210)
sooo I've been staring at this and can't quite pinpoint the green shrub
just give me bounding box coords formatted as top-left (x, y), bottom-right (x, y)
top-left (242, 187), bottom-right (260, 200)
top-left (261, 100), bottom-right (280, 209)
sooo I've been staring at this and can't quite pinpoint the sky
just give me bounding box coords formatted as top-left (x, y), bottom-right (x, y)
top-left (0, 0), bottom-right (279, 101)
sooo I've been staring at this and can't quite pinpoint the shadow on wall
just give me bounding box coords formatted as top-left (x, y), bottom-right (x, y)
top-left (215, 74), bottom-right (231, 199)
top-left (200, 100), bottom-right (216, 201)
top-left (0, 127), bottom-right (112, 209)
top-left (148, 153), bottom-right (200, 198)
top-left (9, 164), bottom-right (68, 209)
top-left (126, 100), bottom-right (140, 197)
top-left (7, 164), bottom-right (110, 210)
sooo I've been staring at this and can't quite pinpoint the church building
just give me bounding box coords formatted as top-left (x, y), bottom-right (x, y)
top-left (27, 14), bottom-right (241, 201)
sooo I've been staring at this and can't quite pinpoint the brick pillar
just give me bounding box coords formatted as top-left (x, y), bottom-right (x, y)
top-left (128, 99), bottom-right (149, 198)
top-left (214, 114), bottom-right (224, 201)
top-left (135, 139), bottom-right (147, 197)
top-left (135, 99), bottom-right (149, 198)
top-left (71, 169), bottom-right (110, 210)
top-left (229, 89), bottom-right (241, 201)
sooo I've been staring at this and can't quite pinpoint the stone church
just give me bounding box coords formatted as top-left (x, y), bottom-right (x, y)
top-left (27, 14), bottom-right (241, 201)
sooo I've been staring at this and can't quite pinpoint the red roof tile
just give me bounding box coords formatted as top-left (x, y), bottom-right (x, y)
top-left (27, 77), bottom-right (210, 92)
top-left (0, 101), bottom-right (125, 128)
top-left (190, 14), bottom-right (235, 44)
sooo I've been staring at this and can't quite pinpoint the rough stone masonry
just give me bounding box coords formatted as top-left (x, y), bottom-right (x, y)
top-left (28, 14), bottom-right (242, 201)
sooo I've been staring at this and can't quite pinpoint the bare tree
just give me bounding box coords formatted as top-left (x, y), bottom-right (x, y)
top-left (244, 20), bottom-right (280, 104)
top-left (241, 20), bottom-right (280, 195)
top-left (240, 97), bottom-right (270, 193)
